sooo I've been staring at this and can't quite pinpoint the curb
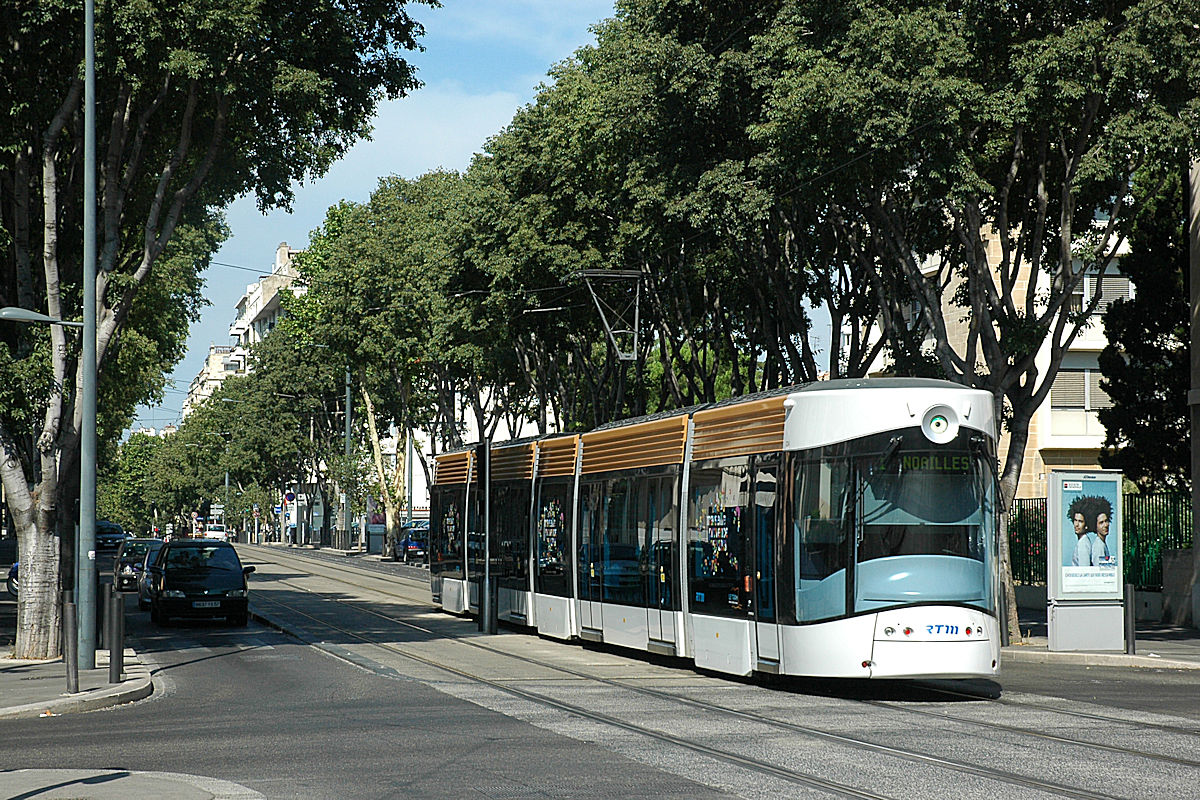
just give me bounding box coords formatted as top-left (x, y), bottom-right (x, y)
top-left (1001, 646), bottom-right (1200, 670)
top-left (0, 651), bottom-right (153, 720)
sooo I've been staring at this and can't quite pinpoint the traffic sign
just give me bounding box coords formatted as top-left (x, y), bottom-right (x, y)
top-left (253, 508), bottom-right (261, 518)
top-left (285, 491), bottom-right (296, 502)
top-left (273, 505), bottom-right (283, 513)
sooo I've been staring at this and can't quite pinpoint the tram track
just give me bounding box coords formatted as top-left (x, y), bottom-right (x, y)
top-left (243, 548), bottom-right (1178, 799)
top-left (244, 545), bottom-right (1200, 743)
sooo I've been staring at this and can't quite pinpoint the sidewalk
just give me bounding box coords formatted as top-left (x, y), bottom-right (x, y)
top-left (0, 647), bottom-right (152, 720)
top-left (1000, 606), bottom-right (1200, 669)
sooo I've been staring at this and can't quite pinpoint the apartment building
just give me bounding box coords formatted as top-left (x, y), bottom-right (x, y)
top-left (180, 344), bottom-right (245, 418)
top-left (228, 242), bottom-right (305, 367)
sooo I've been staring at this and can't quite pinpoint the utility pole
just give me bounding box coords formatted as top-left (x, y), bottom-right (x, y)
top-left (1189, 159), bottom-right (1200, 629)
top-left (77, 0), bottom-right (98, 671)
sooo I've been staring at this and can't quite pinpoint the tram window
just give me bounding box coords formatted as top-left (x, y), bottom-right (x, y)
top-left (578, 482), bottom-right (605, 602)
top-left (855, 452), bottom-right (991, 610)
top-left (687, 463), bottom-right (752, 619)
top-left (792, 457), bottom-right (851, 622)
top-left (646, 477), bottom-right (677, 611)
top-left (535, 482), bottom-right (572, 597)
top-left (754, 463), bottom-right (777, 623)
top-left (493, 483), bottom-right (530, 591)
top-left (602, 478), bottom-right (645, 606)
top-left (431, 488), bottom-right (464, 580)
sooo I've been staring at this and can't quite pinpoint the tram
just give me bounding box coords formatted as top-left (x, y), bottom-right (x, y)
top-left (429, 378), bottom-right (1000, 679)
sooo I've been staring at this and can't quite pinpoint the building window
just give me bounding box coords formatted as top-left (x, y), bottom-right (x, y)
top-left (1068, 272), bottom-right (1131, 315)
top-left (1050, 368), bottom-right (1112, 411)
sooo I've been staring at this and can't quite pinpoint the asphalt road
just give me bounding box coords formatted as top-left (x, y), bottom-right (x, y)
top-left (0, 596), bottom-right (733, 799)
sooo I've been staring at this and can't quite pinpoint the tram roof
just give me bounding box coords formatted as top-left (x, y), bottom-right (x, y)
top-left (434, 377), bottom-right (981, 460)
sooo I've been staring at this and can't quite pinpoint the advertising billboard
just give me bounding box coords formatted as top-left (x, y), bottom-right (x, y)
top-left (1047, 470), bottom-right (1123, 602)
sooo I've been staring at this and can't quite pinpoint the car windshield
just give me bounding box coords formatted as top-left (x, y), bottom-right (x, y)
top-left (121, 542), bottom-right (153, 558)
top-left (165, 545), bottom-right (241, 572)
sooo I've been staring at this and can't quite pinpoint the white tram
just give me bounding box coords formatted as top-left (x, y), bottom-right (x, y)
top-left (429, 378), bottom-right (1000, 679)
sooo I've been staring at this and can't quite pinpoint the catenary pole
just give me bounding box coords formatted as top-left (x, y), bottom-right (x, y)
top-left (77, 0), bottom-right (98, 671)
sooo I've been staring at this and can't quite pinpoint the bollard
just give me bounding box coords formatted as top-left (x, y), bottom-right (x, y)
top-left (108, 587), bottom-right (123, 683)
top-left (101, 583), bottom-right (112, 657)
top-left (486, 575), bottom-right (499, 635)
top-left (1124, 583), bottom-right (1136, 655)
top-left (64, 601), bottom-right (79, 694)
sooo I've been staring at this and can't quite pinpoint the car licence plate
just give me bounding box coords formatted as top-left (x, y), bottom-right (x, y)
top-left (192, 600), bottom-right (220, 608)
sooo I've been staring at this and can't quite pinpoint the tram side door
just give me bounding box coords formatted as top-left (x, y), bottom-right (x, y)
top-left (753, 463), bottom-right (780, 664)
top-left (578, 482), bottom-right (603, 632)
top-left (647, 477), bottom-right (676, 648)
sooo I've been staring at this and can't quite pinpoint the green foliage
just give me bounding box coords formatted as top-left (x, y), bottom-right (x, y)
top-left (1098, 166), bottom-right (1190, 490)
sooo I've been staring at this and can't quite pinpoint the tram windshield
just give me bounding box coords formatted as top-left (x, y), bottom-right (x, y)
top-left (791, 427), bottom-right (997, 622)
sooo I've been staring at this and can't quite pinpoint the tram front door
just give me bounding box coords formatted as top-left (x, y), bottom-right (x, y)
top-left (753, 464), bottom-right (780, 664)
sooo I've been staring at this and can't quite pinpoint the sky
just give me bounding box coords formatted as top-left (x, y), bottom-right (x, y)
top-left (132, 1), bottom-right (617, 431)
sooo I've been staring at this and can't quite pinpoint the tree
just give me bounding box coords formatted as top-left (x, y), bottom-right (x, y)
top-left (0, 0), bottom-right (433, 658)
top-left (98, 432), bottom-right (164, 535)
top-left (1099, 167), bottom-right (1191, 490)
top-left (753, 1), bottom-right (1200, 638)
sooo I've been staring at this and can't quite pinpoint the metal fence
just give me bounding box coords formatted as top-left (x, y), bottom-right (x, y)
top-left (1008, 493), bottom-right (1193, 590)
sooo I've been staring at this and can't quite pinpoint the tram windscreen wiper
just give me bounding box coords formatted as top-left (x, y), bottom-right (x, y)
top-left (877, 436), bottom-right (902, 471)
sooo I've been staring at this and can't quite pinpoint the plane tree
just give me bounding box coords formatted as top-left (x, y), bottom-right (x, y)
top-left (752, 0), bottom-right (1200, 637)
top-left (0, 0), bottom-right (432, 658)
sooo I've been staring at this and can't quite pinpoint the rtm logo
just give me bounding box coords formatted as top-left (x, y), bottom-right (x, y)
top-left (927, 625), bottom-right (960, 635)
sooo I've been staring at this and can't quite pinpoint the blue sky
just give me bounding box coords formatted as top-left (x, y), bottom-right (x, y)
top-left (133, 1), bottom-right (616, 430)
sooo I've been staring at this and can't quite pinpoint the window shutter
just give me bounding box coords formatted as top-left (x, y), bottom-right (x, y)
top-left (1051, 369), bottom-right (1085, 408)
top-left (1088, 371), bottom-right (1113, 410)
top-left (1097, 275), bottom-right (1131, 313)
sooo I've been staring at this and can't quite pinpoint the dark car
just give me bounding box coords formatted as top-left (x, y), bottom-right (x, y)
top-left (146, 539), bottom-right (255, 626)
top-left (136, 540), bottom-right (164, 610)
top-left (95, 520), bottom-right (127, 557)
top-left (397, 520), bottom-right (429, 563)
top-left (6, 562), bottom-right (16, 598)
top-left (113, 538), bottom-right (159, 592)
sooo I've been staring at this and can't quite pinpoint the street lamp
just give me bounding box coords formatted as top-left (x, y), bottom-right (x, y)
top-left (0, 307), bottom-right (85, 328)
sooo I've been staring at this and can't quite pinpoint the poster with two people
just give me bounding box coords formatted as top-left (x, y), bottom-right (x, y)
top-left (1049, 470), bottom-right (1123, 601)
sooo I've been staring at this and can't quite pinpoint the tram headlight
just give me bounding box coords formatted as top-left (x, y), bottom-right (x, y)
top-left (921, 404), bottom-right (960, 444)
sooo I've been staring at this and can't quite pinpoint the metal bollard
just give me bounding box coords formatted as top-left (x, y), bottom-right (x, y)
top-left (64, 600), bottom-right (79, 694)
top-left (109, 587), bottom-right (124, 683)
top-left (486, 575), bottom-right (498, 635)
top-left (101, 583), bottom-right (112, 656)
top-left (1124, 583), bottom-right (1136, 655)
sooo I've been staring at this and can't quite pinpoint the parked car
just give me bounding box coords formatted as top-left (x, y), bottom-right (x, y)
top-left (6, 562), bottom-right (16, 598)
top-left (95, 520), bottom-right (127, 556)
top-left (146, 539), bottom-right (255, 626)
top-left (136, 540), bottom-right (165, 610)
top-left (397, 521), bottom-right (429, 563)
top-left (113, 538), bottom-right (159, 592)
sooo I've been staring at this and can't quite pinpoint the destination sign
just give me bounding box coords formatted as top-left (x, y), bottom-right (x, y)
top-left (900, 453), bottom-right (971, 473)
